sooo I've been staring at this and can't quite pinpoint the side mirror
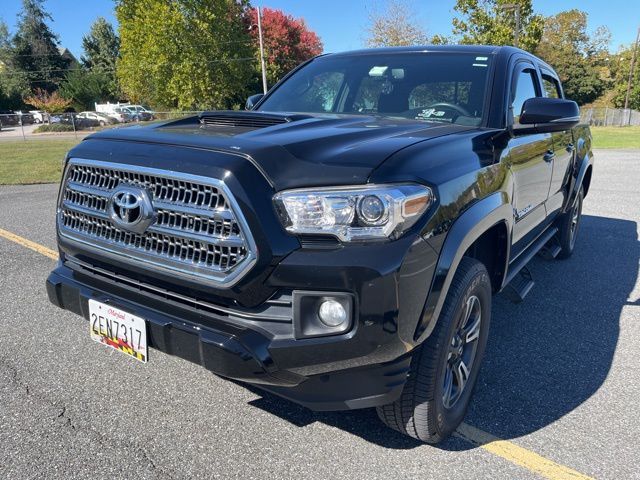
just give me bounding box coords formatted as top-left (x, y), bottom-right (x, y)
top-left (514, 97), bottom-right (580, 135)
top-left (245, 94), bottom-right (264, 111)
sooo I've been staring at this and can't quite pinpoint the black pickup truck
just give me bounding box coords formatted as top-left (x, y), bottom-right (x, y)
top-left (47, 45), bottom-right (593, 443)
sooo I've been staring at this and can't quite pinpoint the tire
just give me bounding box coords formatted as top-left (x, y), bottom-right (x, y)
top-left (556, 186), bottom-right (584, 259)
top-left (377, 257), bottom-right (492, 443)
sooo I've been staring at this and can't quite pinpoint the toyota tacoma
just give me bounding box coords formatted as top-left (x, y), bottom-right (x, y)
top-left (46, 45), bottom-right (593, 443)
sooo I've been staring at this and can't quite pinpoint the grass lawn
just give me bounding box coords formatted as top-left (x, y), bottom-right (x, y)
top-left (0, 138), bottom-right (80, 185)
top-left (591, 126), bottom-right (640, 149)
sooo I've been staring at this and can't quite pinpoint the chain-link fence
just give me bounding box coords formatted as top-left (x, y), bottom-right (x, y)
top-left (580, 107), bottom-right (640, 126)
top-left (0, 111), bottom-right (203, 140)
top-left (3, 107), bottom-right (639, 141)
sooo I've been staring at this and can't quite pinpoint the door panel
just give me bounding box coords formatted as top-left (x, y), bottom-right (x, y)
top-left (508, 66), bottom-right (554, 253)
top-left (546, 130), bottom-right (574, 218)
top-left (508, 133), bottom-right (554, 247)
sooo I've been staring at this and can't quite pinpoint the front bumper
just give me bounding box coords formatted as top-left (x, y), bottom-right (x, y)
top-left (46, 236), bottom-right (435, 410)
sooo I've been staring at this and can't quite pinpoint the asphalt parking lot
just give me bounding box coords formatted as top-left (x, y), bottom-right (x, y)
top-left (0, 149), bottom-right (638, 479)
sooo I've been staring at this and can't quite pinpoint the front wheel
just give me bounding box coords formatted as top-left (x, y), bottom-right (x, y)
top-left (377, 257), bottom-right (492, 443)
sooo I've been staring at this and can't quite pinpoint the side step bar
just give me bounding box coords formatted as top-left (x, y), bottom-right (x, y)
top-left (504, 226), bottom-right (559, 303)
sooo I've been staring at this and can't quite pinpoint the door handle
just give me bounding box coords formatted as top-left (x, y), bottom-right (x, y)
top-left (566, 143), bottom-right (575, 153)
top-left (543, 150), bottom-right (555, 162)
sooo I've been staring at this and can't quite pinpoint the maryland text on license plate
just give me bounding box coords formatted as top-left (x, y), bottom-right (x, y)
top-left (89, 299), bottom-right (148, 362)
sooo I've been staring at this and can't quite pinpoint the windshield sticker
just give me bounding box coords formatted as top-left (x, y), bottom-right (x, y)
top-left (415, 109), bottom-right (446, 119)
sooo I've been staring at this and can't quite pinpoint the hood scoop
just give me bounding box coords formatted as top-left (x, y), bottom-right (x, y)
top-left (199, 111), bottom-right (311, 129)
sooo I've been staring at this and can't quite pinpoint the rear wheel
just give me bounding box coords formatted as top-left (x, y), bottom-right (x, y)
top-left (557, 186), bottom-right (584, 259)
top-left (377, 257), bottom-right (492, 443)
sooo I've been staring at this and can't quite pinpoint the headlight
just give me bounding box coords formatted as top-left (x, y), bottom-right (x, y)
top-left (273, 184), bottom-right (433, 241)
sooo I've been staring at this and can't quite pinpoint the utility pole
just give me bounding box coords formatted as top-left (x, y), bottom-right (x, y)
top-left (502, 4), bottom-right (521, 48)
top-left (623, 26), bottom-right (640, 116)
top-left (257, 6), bottom-right (268, 95)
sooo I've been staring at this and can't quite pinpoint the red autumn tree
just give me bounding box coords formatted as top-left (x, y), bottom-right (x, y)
top-left (246, 7), bottom-right (323, 88)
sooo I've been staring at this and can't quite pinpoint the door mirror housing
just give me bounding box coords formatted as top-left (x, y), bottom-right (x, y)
top-left (513, 97), bottom-right (580, 135)
top-left (245, 94), bottom-right (264, 111)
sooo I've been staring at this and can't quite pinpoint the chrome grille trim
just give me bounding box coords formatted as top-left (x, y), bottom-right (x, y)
top-left (58, 158), bottom-right (257, 287)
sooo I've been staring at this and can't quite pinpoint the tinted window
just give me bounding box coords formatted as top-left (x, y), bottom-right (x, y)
top-left (511, 69), bottom-right (539, 124)
top-left (542, 74), bottom-right (561, 99)
top-left (259, 53), bottom-right (492, 125)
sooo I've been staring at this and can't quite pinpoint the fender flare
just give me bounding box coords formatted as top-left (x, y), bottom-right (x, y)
top-left (414, 191), bottom-right (513, 343)
top-left (565, 149), bottom-right (593, 212)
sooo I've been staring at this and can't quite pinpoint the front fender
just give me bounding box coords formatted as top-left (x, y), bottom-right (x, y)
top-left (414, 191), bottom-right (513, 343)
top-left (565, 128), bottom-right (594, 211)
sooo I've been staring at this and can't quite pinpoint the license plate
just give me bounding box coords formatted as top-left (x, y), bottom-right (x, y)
top-left (89, 300), bottom-right (148, 363)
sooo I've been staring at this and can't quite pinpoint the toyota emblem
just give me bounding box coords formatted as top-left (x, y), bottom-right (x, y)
top-left (108, 186), bottom-right (155, 234)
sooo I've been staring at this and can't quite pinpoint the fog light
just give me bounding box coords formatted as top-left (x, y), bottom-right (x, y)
top-left (318, 299), bottom-right (347, 327)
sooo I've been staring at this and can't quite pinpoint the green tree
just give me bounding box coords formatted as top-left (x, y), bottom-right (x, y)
top-left (116, 0), bottom-right (254, 110)
top-left (611, 45), bottom-right (640, 110)
top-left (365, 0), bottom-right (430, 47)
top-left (81, 17), bottom-right (119, 97)
top-left (82, 17), bottom-right (119, 70)
top-left (452, 0), bottom-right (544, 52)
top-left (59, 69), bottom-right (114, 111)
top-left (536, 10), bottom-right (610, 105)
top-left (0, 19), bottom-right (30, 109)
top-left (11, 0), bottom-right (69, 92)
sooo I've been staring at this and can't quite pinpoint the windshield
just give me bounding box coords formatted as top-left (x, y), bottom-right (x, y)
top-left (258, 52), bottom-right (492, 125)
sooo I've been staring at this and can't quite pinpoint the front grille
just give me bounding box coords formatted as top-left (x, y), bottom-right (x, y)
top-left (58, 159), bottom-right (257, 287)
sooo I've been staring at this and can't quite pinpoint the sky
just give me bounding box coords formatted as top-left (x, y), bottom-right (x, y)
top-left (0, 0), bottom-right (638, 59)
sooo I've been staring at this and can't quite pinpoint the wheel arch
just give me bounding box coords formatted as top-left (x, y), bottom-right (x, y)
top-left (414, 192), bottom-right (513, 343)
top-left (566, 133), bottom-right (594, 209)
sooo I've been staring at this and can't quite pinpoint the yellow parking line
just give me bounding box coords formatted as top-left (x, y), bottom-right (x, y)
top-left (456, 423), bottom-right (593, 480)
top-left (0, 227), bottom-right (593, 480)
top-left (0, 227), bottom-right (58, 260)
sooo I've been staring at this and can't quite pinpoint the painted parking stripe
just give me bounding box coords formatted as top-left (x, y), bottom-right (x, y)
top-left (455, 423), bottom-right (593, 480)
top-left (0, 227), bottom-right (593, 480)
top-left (0, 228), bottom-right (58, 259)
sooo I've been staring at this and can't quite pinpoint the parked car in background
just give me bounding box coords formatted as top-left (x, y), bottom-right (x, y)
top-left (109, 107), bottom-right (133, 123)
top-left (77, 111), bottom-right (118, 126)
top-left (15, 111), bottom-right (35, 125)
top-left (61, 114), bottom-right (100, 129)
top-left (0, 110), bottom-right (19, 126)
top-left (129, 104), bottom-right (155, 116)
top-left (121, 106), bottom-right (154, 122)
top-left (29, 110), bottom-right (50, 124)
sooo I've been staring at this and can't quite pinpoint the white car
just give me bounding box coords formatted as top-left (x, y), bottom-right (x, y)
top-left (29, 110), bottom-right (49, 124)
top-left (77, 111), bottom-right (117, 126)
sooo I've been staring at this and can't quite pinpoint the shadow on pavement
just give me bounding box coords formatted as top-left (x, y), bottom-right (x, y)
top-left (243, 214), bottom-right (638, 449)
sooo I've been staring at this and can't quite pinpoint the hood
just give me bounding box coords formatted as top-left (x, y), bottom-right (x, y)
top-left (84, 111), bottom-right (477, 190)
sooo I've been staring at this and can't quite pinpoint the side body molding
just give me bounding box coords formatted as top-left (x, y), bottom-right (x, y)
top-left (414, 191), bottom-right (513, 343)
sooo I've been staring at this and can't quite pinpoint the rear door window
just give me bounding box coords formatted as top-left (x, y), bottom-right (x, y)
top-left (542, 74), bottom-right (562, 99)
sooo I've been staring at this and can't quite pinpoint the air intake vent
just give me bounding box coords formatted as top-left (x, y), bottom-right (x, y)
top-left (199, 111), bottom-right (308, 129)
